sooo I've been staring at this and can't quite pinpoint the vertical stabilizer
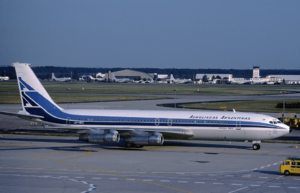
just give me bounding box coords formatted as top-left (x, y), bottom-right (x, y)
top-left (170, 74), bottom-right (174, 80)
top-left (12, 62), bottom-right (63, 112)
top-left (52, 73), bottom-right (56, 80)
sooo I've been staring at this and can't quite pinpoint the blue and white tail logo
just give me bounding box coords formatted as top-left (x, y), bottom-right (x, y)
top-left (13, 62), bottom-right (63, 113)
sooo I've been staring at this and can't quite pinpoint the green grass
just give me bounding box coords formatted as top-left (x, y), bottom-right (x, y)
top-left (178, 99), bottom-right (300, 113)
top-left (0, 93), bottom-right (170, 104)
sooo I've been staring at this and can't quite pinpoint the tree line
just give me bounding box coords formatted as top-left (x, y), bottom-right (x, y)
top-left (1, 66), bottom-right (300, 80)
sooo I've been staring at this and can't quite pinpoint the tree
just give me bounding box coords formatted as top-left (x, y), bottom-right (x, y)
top-left (216, 75), bottom-right (221, 79)
top-left (202, 75), bottom-right (208, 82)
top-left (212, 75), bottom-right (216, 80)
top-left (73, 70), bottom-right (78, 80)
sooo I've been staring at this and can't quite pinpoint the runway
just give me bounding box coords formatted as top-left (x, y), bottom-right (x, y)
top-left (0, 134), bottom-right (299, 193)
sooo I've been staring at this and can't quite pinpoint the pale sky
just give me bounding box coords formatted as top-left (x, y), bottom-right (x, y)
top-left (0, 0), bottom-right (299, 69)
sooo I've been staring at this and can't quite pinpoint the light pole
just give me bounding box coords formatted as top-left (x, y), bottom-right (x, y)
top-left (282, 91), bottom-right (286, 123)
top-left (66, 88), bottom-right (71, 109)
top-left (174, 89), bottom-right (178, 108)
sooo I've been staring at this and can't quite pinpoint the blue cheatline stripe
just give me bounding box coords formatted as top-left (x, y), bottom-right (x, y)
top-left (19, 77), bottom-right (34, 90)
top-left (19, 82), bottom-right (25, 91)
top-left (24, 90), bottom-right (282, 129)
top-left (22, 92), bottom-right (38, 106)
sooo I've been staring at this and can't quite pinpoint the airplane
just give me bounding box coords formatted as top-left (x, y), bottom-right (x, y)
top-left (110, 73), bottom-right (134, 83)
top-left (51, 73), bottom-right (71, 82)
top-left (169, 74), bottom-right (192, 84)
top-left (0, 63), bottom-right (291, 150)
top-left (0, 76), bottom-right (9, 81)
top-left (230, 79), bottom-right (251, 84)
top-left (88, 75), bottom-right (105, 82)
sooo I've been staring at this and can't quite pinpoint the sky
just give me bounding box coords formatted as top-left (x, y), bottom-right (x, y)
top-left (0, 0), bottom-right (299, 69)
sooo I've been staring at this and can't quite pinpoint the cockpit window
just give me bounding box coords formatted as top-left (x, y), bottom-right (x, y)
top-left (269, 121), bottom-right (273, 124)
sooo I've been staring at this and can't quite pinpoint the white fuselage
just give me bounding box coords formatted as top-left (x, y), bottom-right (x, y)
top-left (36, 109), bottom-right (289, 141)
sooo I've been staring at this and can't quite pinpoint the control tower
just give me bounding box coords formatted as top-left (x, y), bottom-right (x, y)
top-left (253, 66), bottom-right (260, 78)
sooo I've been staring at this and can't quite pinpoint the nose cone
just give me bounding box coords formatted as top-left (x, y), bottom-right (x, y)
top-left (280, 124), bottom-right (290, 135)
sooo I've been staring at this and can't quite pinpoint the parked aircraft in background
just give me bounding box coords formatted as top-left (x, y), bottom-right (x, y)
top-left (230, 79), bottom-right (251, 84)
top-left (0, 62), bottom-right (291, 151)
top-left (51, 73), bottom-right (71, 82)
top-left (169, 74), bottom-right (192, 84)
top-left (111, 73), bottom-right (134, 83)
top-left (88, 75), bottom-right (105, 82)
top-left (0, 76), bottom-right (9, 81)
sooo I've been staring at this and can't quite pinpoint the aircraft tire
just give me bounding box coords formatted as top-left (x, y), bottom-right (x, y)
top-left (252, 143), bottom-right (260, 150)
top-left (126, 143), bottom-right (133, 147)
top-left (284, 170), bottom-right (290, 176)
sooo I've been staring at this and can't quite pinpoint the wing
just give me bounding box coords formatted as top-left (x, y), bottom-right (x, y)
top-left (41, 125), bottom-right (194, 139)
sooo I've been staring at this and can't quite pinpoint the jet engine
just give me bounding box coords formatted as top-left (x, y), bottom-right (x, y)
top-left (79, 130), bottom-right (120, 143)
top-left (124, 134), bottom-right (164, 146)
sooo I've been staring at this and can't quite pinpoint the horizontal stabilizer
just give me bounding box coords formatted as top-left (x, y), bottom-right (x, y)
top-left (0, 110), bottom-right (44, 119)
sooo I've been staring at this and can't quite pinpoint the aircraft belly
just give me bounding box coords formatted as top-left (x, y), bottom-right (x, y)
top-left (190, 127), bottom-right (278, 141)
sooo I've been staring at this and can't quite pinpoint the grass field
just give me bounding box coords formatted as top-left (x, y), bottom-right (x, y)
top-left (0, 81), bottom-right (295, 95)
top-left (0, 93), bottom-right (170, 104)
top-left (178, 99), bottom-right (300, 113)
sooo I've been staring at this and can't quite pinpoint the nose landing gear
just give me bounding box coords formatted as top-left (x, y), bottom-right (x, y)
top-left (252, 143), bottom-right (260, 150)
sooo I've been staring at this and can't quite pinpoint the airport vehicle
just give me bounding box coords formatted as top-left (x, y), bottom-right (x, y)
top-left (280, 157), bottom-right (300, 176)
top-left (51, 73), bottom-right (71, 82)
top-left (0, 63), bottom-right (291, 150)
top-left (0, 76), bottom-right (9, 81)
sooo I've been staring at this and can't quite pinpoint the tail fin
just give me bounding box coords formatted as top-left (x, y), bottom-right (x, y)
top-left (52, 73), bottom-right (55, 80)
top-left (170, 74), bottom-right (174, 80)
top-left (13, 62), bottom-right (63, 114)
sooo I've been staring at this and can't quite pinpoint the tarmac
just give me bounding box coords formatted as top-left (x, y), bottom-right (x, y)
top-left (1, 92), bottom-right (300, 193)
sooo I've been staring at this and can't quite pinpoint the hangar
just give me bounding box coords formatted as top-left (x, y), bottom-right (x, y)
top-left (111, 69), bottom-right (154, 80)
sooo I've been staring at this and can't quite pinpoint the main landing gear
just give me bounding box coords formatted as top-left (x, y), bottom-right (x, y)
top-left (126, 143), bottom-right (144, 148)
top-left (252, 141), bottom-right (261, 150)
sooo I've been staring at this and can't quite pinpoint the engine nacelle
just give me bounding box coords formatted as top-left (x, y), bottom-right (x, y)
top-left (79, 131), bottom-right (120, 143)
top-left (124, 134), bottom-right (164, 146)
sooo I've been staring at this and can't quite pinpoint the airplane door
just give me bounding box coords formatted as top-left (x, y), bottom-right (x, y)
top-left (155, 118), bottom-right (160, 126)
top-left (236, 121), bottom-right (241, 130)
top-left (66, 117), bottom-right (70, 125)
top-left (167, 119), bottom-right (172, 126)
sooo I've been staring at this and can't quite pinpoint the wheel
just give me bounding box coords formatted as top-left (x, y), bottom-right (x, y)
top-left (257, 144), bottom-right (261, 150)
top-left (126, 143), bottom-right (133, 147)
top-left (284, 170), bottom-right (290, 176)
top-left (252, 143), bottom-right (260, 150)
